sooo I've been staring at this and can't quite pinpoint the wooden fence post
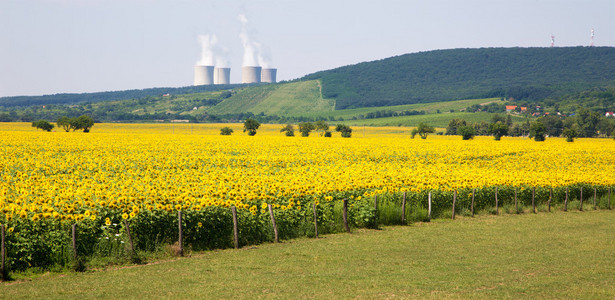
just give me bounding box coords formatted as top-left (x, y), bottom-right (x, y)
top-left (593, 187), bottom-right (597, 210)
top-left (374, 195), bottom-right (378, 212)
top-left (401, 192), bottom-right (407, 224)
top-left (452, 190), bottom-right (457, 220)
top-left (548, 187), bottom-right (552, 212)
top-left (564, 187), bottom-right (568, 212)
top-left (428, 191), bottom-right (432, 221)
top-left (1, 224), bottom-right (5, 281)
top-left (72, 223), bottom-right (77, 261)
top-left (532, 186), bottom-right (536, 213)
top-left (268, 204), bottom-right (279, 243)
top-left (495, 187), bottom-right (499, 215)
top-left (471, 189), bottom-right (475, 218)
top-left (178, 210), bottom-right (183, 256)
top-left (124, 219), bottom-right (135, 258)
top-left (231, 206), bottom-right (239, 249)
top-left (342, 199), bottom-right (350, 233)
top-left (609, 187), bottom-right (612, 210)
top-left (313, 202), bottom-right (319, 238)
top-left (580, 187), bottom-right (584, 211)
top-left (514, 187), bottom-right (518, 214)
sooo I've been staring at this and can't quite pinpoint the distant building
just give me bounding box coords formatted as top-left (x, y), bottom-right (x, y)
top-left (606, 112), bottom-right (615, 117)
top-left (506, 105), bottom-right (517, 112)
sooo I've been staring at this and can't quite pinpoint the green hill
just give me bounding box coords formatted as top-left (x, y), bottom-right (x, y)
top-left (302, 47), bottom-right (615, 109)
top-left (208, 80), bottom-right (334, 115)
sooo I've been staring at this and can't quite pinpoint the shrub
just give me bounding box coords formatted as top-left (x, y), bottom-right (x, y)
top-left (410, 123), bottom-right (435, 139)
top-left (220, 127), bottom-right (233, 135)
top-left (32, 120), bottom-right (54, 132)
top-left (243, 118), bottom-right (260, 136)
top-left (335, 124), bottom-right (352, 138)
top-left (489, 122), bottom-right (509, 141)
top-left (458, 125), bottom-right (475, 140)
top-left (298, 122), bottom-right (315, 137)
top-left (280, 124), bottom-right (295, 137)
top-left (562, 127), bottom-right (577, 142)
top-left (530, 121), bottom-right (546, 141)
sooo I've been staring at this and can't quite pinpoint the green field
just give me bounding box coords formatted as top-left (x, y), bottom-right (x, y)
top-left (208, 80), bottom-right (335, 115)
top-left (3, 210), bottom-right (614, 299)
top-left (338, 111), bottom-right (526, 128)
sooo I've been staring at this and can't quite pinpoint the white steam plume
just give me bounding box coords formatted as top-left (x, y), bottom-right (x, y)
top-left (196, 34), bottom-right (217, 66)
top-left (238, 13), bottom-right (272, 67)
top-left (196, 34), bottom-right (230, 67)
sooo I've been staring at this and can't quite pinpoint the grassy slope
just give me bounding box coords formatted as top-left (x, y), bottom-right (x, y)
top-left (3, 210), bottom-right (615, 299)
top-left (208, 80), bottom-right (334, 115)
top-left (339, 111), bottom-right (527, 128)
top-left (290, 97), bottom-right (496, 118)
top-left (91, 91), bottom-right (225, 116)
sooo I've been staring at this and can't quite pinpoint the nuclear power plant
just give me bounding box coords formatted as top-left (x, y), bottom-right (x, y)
top-left (241, 66), bottom-right (261, 84)
top-left (214, 67), bottom-right (231, 85)
top-left (261, 68), bottom-right (277, 83)
top-left (194, 65), bottom-right (214, 85)
top-left (194, 15), bottom-right (277, 86)
top-left (193, 65), bottom-right (277, 86)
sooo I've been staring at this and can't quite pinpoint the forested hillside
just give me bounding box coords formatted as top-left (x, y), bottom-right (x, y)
top-left (0, 84), bottom-right (247, 107)
top-left (302, 47), bottom-right (615, 109)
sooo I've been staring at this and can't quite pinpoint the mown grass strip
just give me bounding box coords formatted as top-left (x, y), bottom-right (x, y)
top-left (2, 210), bottom-right (614, 299)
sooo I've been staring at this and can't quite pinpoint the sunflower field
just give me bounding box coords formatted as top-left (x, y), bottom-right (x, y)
top-left (0, 122), bottom-right (614, 271)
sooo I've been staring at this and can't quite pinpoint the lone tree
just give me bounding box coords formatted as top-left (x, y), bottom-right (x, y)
top-left (529, 121), bottom-right (546, 141)
top-left (243, 118), bottom-right (261, 136)
top-left (489, 122), bottom-right (509, 141)
top-left (335, 124), bottom-right (352, 138)
top-left (74, 115), bottom-right (94, 132)
top-left (314, 120), bottom-right (330, 136)
top-left (458, 125), bottom-right (475, 140)
top-left (280, 124), bottom-right (295, 137)
top-left (58, 115), bottom-right (95, 132)
top-left (411, 122), bottom-right (435, 139)
top-left (298, 122), bottom-right (315, 137)
top-left (446, 118), bottom-right (467, 135)
top-left (220, 127), bottom-right (233, 135)
top-left (32, 120), bottom-right (54, 132)
top-left (57, 116), bottom-right (72, 132)
top-left (562, 126), bottom-right (578, 142)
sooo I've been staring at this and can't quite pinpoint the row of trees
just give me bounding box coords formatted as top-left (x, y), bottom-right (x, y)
top-left (57, 115), bottom-right (95, 132)
top-left (282, 121), bottom-right (352, 138)
top-left (31, 115), bottom-right (95, 132)
top-left (445, 109), bottom-right (615, 142)
top-left (220, 119), bottom-right (353, 138)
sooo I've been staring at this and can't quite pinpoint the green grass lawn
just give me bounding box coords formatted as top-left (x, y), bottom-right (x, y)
top-left (2, 210), bottom-right (614, 299)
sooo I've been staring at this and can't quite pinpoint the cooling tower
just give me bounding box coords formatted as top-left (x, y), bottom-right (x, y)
top-left (261, 68), bottom-right (277, 83)
top-left (214, 67), bottom-right (231, 85)
top-left (194, 65), bottom-right (214, 85)
top-left (242, 66), bottom-right (262, 84)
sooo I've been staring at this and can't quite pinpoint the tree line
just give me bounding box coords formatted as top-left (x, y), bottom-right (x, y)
top-left (445, 108), bottom-right (615, 142)
top-left (220, 119), bottom-right (353, 138)
top-left (32, 115), bottom-right (94, 132)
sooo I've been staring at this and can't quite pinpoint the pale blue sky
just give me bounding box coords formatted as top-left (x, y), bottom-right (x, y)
top-left (1, 0), bottom-right (613, 97)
